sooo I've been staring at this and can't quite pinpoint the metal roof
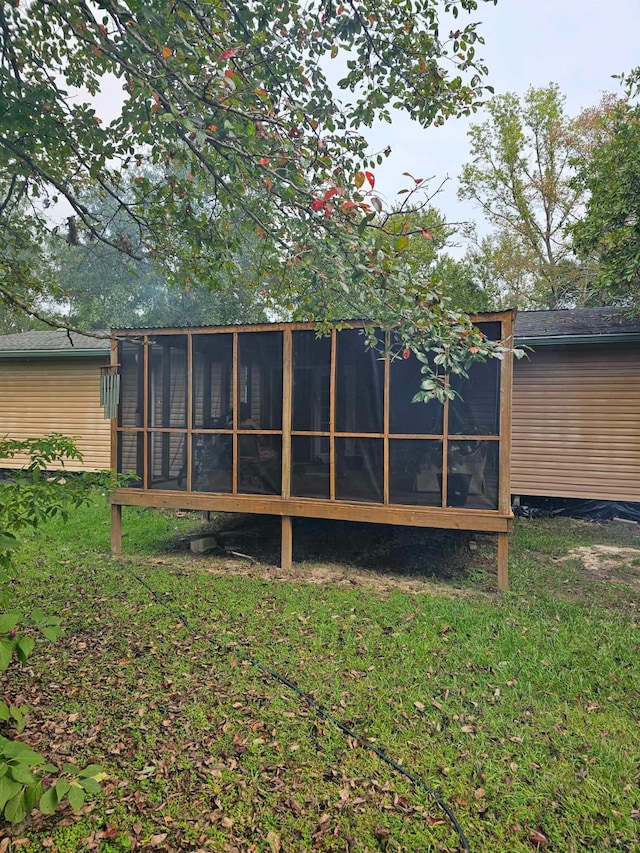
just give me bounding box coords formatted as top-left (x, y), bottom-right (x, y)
top-left (1, 309), bottom-right (638, 356)
top-left (514, 307), bottom-right (640, 345)
top-left (0, 329), bottom-right (110, 358)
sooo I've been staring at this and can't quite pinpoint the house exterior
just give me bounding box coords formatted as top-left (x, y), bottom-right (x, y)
top-left (0, 329), bottom-right (111, 471)
top-left (512, 308), bottom-right (640, 503)
top-left (1, 308), bottom-right (638, 506)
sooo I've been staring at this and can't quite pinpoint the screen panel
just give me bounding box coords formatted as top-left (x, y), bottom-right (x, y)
top-left (193, 334), bottom-right (233, 429)
top-left (446, 440), bottom-right (498, 509)
top-left (117, 431), bottom-right (144, 487)
top-left (449, 322), bottom-right (501, 436)
top-left (292, 331), bottom-right (331, 432)
top-left (389, 351), bottom-right (444, 435)
top-left (238, 331), bottom-right (283, 431)
top-left (335, 437), bottom-right (383, 503)
top-left (335, 329), bottom-right (384, 434)
top-left (148, 335), bottom-right (188, 428)
top-left (148, 432), bottom-right (186, 491)
top-left (291, 435), bottom-right (330, 499)
top-left (118, 340), bottom-right (144, 428)
top-left (192, 433), bottom-right (232, 493)
top-left (389, 439), bottom-right (443, 507)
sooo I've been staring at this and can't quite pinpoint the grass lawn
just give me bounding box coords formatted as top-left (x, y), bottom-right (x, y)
top-left (1, 495), bottom-right (639, 852)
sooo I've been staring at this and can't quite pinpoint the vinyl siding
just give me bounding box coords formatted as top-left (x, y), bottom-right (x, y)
top-left (511, 343), bottom-right (640, 501)
top-left (0, 356), bottom-right (111, 471)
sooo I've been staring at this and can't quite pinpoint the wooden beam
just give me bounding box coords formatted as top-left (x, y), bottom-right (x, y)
top-left (187, 332), bottom-right (193, 491)
top-left (383, 330), bottom-right (390, 505)
top-left (499, 310), bottom-right (516, 514)
top-left (111, 504), bottom-right (122, 555)
top-left (497, 531), bottom-right (509, 590)
top-left (281, 515), bottom-right (293, 569)
top-left (110, 487), bottom-right (513, 532)
top-left (282, 329), bottom-right (292, 499)
top-left (329, 329), bottom-right (336, 500)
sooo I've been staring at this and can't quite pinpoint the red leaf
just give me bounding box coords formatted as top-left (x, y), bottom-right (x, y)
top-left (310, 199), bottom-right (324, 211)
top-left (469, 346), bottom-right (479, 354)
top-left (219, 48), bottom-right (238, 61)
top-left (403, 348), bottom-right (410, 360)
top-left (323, 187), bottom-right (338, 200)
top-left (365, 170), bottom-right (375, 188)
top-left (259, 157), bottom-right (270, 166)
top-left (421, 230), bottom-right (433, 239)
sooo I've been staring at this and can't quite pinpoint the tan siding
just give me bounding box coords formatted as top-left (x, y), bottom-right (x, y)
top-left (511, 343), bottom-right (640, 501)
top-left (0, 356), bottom-right (111, 471)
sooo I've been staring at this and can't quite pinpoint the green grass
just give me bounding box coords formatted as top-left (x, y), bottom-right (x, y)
top-left (2, 496), bottom-right (639, 852)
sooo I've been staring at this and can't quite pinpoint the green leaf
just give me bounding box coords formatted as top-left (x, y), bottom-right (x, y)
top-left (67, 783), bottom-right (85, 811)
top-left (39, 785), bottom-right (59, 815)
top-left (0, 640), bottom-right (15, 673)
top-left (0, 613), bottom-right (21, 637)
top-left (0, 775), bottom-right (22, 811)
top-left (78, 764), bottom-right (105, 778)
top-left (39, 626), bottom-right (63, 642)
top-left (78, 776), bottom-right (101, 794)
top-left (55, 778), bottom-right (70, 801)
top-left (17, 635), bottom-right (35, 662)
top-left (4, 790), bottom-right (27, 824)
top-left (9, 762), bottom-right (36, 785)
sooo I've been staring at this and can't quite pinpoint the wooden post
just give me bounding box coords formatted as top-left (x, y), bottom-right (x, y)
top-left (497, 531), bottom-right (508, 591)
top-left (111, 504), bottom-right (122, 556)
top-left (281, 515), bottom-right (293, 569)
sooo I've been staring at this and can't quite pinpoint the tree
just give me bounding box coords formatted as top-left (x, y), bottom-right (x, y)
top-left (48, 188), bottom-right (269, 329)
top-left (0, 0), bottom-right (508, 399)
top-left (458, 84), bottom-right (600, 308)
top-left (430, 253), bottom-right (496, 312)
top-left (571, 70), bottom-right (640, 305)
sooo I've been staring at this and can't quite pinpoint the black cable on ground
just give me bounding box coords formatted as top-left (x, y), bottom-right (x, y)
top-left (127, 567), bottom-right (471, 852)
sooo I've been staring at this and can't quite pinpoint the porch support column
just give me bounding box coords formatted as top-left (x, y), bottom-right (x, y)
top-left (281, 515), bottom-right (292, 569)
top-left (497, 531), bottom-right (509, 591)
top-left (111, 504), bottom-right (122, 556)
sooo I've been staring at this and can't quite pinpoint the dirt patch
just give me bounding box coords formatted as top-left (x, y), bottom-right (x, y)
top-left (145, 552), bottom-right (470, 596)
top-left (137, 514), bottom-right (495, 596)
top-left (562, 545), bottom-right (640, 589)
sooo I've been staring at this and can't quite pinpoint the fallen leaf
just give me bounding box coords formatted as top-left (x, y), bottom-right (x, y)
top-left (267, 831), bottom-right (281, 853)
top-left (474, 788), bottom-right (486, 799)
top-left (528, 829), bottom-right (549, 847)
top-left (413, 701), bottom-right (426, 711)
top-left (149, 834), bottom-right (168, 846)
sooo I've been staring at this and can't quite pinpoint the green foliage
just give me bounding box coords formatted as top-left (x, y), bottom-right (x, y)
top-left (0, 0), bottom-right (509, 395)
top-left (571, 69), bottom-right (640, 304)
top-left (458, 85), bottom-right (601, 307)
top-left (0, 435), bottom-right (107, 824)
top-left (47, 187), bottom-right (269, 329)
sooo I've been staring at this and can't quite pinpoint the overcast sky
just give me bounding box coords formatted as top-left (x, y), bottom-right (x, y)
top-left (366, 0), bottom-right (640, 236)
top-left (89, 0), bottom-right (640, 243)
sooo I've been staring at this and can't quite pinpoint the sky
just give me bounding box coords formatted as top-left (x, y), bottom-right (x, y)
top-left (364, 0), bottom-right (640, 239)
top-left (88, 0), bottom-right (640, 246)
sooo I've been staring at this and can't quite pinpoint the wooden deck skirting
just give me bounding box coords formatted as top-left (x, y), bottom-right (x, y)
top-left (109, 314), bottom-right (515, 589)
